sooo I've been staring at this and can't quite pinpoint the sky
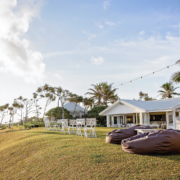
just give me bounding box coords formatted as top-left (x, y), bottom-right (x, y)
top-left (1, 0), bottom-right (180, 122)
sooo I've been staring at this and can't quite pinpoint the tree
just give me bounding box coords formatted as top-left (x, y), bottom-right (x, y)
top-left (36, 84), bottom-right (56, 119)
top-left (82, 98), bottom-right (94, 117)
top-left (158, 82), bottom-right (180, 98)
top-left (86, 82), bottom-right (118, 106)
top-left (171, 60), bottom-right (180, 83)
top-left (45, 107), bottom-right (72, 119)
top-left (0, 104), bottom-right (9, 127)
top-left (8, 101), bottom-right (23, 128)
top-left (86, 83), bottom-right (103, 105)
top-left (68, 94), bottom-right (83, 117)
top-left (88, 106), bottom-right (107, 126)
top-left (32, 93), bottom-right (42, 120)
top-left (51, 87), bottom-right (71, 119)
top-left (139, 91), bottom-right (155, 101)
top-left (100, 82), bottom-right (118, 106)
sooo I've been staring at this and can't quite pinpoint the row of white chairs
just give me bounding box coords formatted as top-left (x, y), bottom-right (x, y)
top-left (43, 118), bottom-right (97, 138)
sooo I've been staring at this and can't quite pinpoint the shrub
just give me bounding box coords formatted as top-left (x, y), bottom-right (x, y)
top-left (88, 106), bottom-right (107, 126)
top-left (24, 121), bottom-right (45, 129)
top-left (46, 107), bottom-right (72, 119)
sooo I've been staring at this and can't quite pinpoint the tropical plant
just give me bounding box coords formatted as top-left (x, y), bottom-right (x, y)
top-left (36, 84), bottom-right (56, 119)
top-left (100, 82), bottom-right (118, 106)
top-left (86, 82), bottom-right (118, 107)
top-left (171, 60), bottom-right (180, 83)
top-left (68, 94), bottom-right (83, 117)
top-left (139, 91), bottom-right (155, 101)
top-left (86, 83), bottom-right (103, 105)
top-left (45, 107), bottom-right (72, 119)
top-left (14, 96), bottom-right (34, 124)
top-left (158, 82), bottom-right (180, 98)
top-left (51, 87), bottom-right (71, 119)
top-left (88, 106), bottom-right (107, 126)
top-left (0, 104), bottom-right (9, 127)
top-left (8, 101), bottom-right (23, 128)
top-left (82, 97), bottom-right (94, 117)
top-left (32, 93), bottom-right (42, 119)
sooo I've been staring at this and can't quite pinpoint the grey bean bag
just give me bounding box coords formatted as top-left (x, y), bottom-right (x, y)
top-left (106, 125), bottom-right (152, 144)
top-left (122, 129), bottom-right (180, 154)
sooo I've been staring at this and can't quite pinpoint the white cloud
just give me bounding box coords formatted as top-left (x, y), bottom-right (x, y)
top-left (0, 0), bottom-right (45, 83)
top-left (98, 24), bottom-right (104, 29)
top-left (91, 56), bottom-right (104, 65)
top-left (83, 31), bottom-right (96, 40)
top-left (103, 0), bottom-right (110, 10)
top-left (105, 21), bottom-right (115, 26)
top-left (139, 31), bottom-right (145, 35)
top-left (53, 74), bottom-right (62, 80)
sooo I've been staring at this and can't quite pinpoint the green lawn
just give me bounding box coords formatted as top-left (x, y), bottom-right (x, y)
top-left (0, 127), bottom-right (180, 180)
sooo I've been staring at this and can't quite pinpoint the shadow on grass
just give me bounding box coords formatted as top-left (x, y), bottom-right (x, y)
top-left (28, 131), bottom-right (75, 136)
top-left (135, 153), bottom-right (180, 161)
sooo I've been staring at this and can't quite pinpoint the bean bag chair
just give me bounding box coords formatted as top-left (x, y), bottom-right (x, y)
top-left (122, 129), bottom-right (180, 154)
top-left (106, 125), bottom-right (152, 144)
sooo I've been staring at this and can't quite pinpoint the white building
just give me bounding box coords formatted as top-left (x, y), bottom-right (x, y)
top-left (99, 98), bottom-right (180, 130)
top-left (64, 102), bottom-right (87, 118)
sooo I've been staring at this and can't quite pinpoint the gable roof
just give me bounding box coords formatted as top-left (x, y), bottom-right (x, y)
top-left (99, 97), bottom-right (180, 115)
top-left (121, 98), bottom-right (180, 111)
top-left (64, 102), bottom-right (87, 113)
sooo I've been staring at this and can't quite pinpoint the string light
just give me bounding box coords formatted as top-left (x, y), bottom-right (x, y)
top-left (117, 63), bottom-right (177, 86)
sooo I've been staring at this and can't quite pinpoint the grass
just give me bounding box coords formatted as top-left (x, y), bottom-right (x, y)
top-left (0, 127), bottom-right (180, 180)
top-left (0, 125), bottom-right (25, 133)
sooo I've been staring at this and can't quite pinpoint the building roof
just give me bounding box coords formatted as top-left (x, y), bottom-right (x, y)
top-left (64, 102), bottom-right (87, 113)
top-left (99, 97), bottom-right (180, 115)
top-left (121, 98), bottom-right (180, 111)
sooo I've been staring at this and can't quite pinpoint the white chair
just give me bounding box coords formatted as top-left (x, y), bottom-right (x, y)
top-left (50, 117), bottom-right (58, 131)
top-left (68, 120), bottom-right (77, 134)
top-left (61, 119), bottom-right (69, 134)
top-left (84, 118), bottom-right (97, 138)
top-left (44, 117), bottom-right (51, 130)
top-left (57, 119), bottom-right (62, 131)
top-left (76, 119), bottom-right (85, 136)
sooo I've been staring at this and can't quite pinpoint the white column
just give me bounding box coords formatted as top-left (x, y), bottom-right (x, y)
top-left (147, 113), bottom-right (150, 125)
top-left (107, 115), bottom-right (110, 127)
top-left (173, 110), bottom-right (176, 129)
top-left (140, 113), bottom-right (143, 125)
top-left (117, 116), bottom-right (120, 127)
top-left (136, 113), bottom-right (138, 124)
top-left (112, 116), bottom-right (114, 127)
top-left (144, 113), bottom-right (147, 125)
top-left (125, 116), bottom-right (127, 125)
top-left (166, 112), bottom-right (169, 129)
top-left (133, 115), bottom-right (135, 124)
top-left (123, 115), bottom-right (125, 124)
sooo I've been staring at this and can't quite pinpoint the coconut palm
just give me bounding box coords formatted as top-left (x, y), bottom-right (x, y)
top-left (158, 82), bottom-right (180, 98)
top-left (86, 83), bottom-right (103, 105)
top-left (100, 82), bottom-right (118, 107)
top-left (86, 82), bottom-right (118, 107)
top-left (171, 60), bottom-right (180, 83)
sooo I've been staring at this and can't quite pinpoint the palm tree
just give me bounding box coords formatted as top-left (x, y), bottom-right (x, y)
top-left (86, 83), bottom-right (103, 105)
top-left (158, 82), bottom-right (180, 98)
top-left (171, 60), bottom-right (180, 83)
top-left (100, 82), bottom-right (118, 107)
top-left (86, 82), bottom-right (118, 107)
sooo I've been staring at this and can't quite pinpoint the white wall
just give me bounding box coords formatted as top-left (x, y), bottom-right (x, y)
top-left (104, 103), bottom-right (142, 115)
